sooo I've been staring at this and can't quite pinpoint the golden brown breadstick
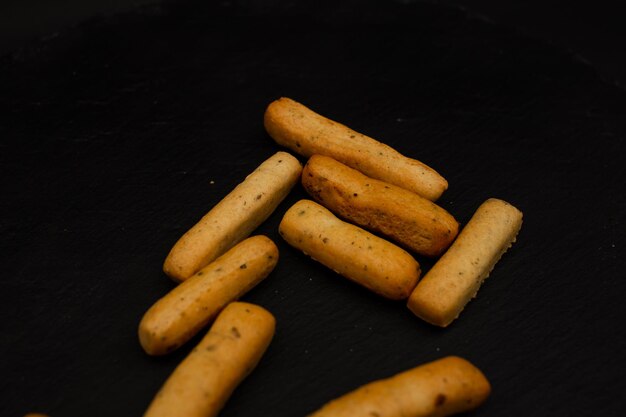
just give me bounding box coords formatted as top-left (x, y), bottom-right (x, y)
top-left (407, 198), bottom-right (523, 327)
top-left (140, 235), bottom-right (278, 355)
top-left (279, 199), bottom-right (420, 300)
top-left (302, 155), bottom-right (459, 257)
top-left (163, 151), bottom-right (301, 282)
top-left (143, 302), bottom-right (275, 417)
top-left (308, 356), bottom-right (491, 417)
top-left (264, 97), bottom-right (447, 201)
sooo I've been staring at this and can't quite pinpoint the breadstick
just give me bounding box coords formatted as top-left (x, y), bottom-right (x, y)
top-left (163, 151), bottom-right (301, 282)
top-left (407, 198), bottom-right (523, 327)
top-left (143, 302), bottom-right (275, 417)
top-left (279, 200), bottom-right (420, 300)
top-left (264, 97), bottom-right (447, 201)
top-left (302, 155), bottom-right (459, 257)
top-left (140, 235), bottom-right (278, 355)
top-left (308, 356), bottom-right (491, 417)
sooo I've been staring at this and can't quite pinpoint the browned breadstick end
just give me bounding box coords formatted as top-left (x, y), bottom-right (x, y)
top-left (308, 356), bottom-right (491, 417)
top-left (302, 155), bottom-right (459, 257)
top-left (408, 198), bottom-right (523, 327)
top-left (264, 97), bottom-right (447, 201)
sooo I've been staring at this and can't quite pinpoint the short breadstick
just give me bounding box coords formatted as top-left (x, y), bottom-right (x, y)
top-left (140, 235), bottom-right (278, 355)
top-left (143, 302), bottom-right (275, 417)
top-left (279, 200), bottom-right (420, 300)
top-left (407, 198), bottom-right (523, 327)
top-left (308, 356), bottom-right (491, 417)
top-left (302, 155), bottom-right (459, 257)
top-left (264, 97), bottom-right (447, 201)
top-left (163, 151), bottom-right (301, 281)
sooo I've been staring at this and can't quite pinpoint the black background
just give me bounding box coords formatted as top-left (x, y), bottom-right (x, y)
top-left (2, 0), bottom-right (626, 87)
top-left (1, 1), bottom-right (625, 416)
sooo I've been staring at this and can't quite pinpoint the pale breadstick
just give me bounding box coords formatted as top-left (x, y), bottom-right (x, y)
top-left (302, 155), bottom-right (459, 257)
top-left (264, 97), bottom-right (447, 201)
top-left (140, 235), bottom-right (278, 355)
top-left (143, 302), bottom-right (275, 417)
top-left (308, 356), bottom-right (491, 417)
top-left (163, 151), bottom-right (301, 282)
top-left (279, 199), bottom-right (420, 300)
top-left (407, 198), bottom-right (523, 327)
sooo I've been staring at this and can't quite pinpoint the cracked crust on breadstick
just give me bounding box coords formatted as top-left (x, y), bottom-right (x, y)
top-left (302, 155), bottom-right (458, 257)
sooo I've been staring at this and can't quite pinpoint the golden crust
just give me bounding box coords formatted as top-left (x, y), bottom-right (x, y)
top-left (163, 151), bottom-right (301, 282)
top-left (302, 155), bottom-right (458, 257)
top-left (279, 199), bottom-right (420, 300)
top-left (407, 198), bottom-right (523, 327)
top-left (264, 97), bottom-right (447, 201)
top-left (143, 302), bottom-right (275, 417)
top-left (308, 356), bottom-right (491, 417)
top-left (140, 236), bottom-right (278, 355)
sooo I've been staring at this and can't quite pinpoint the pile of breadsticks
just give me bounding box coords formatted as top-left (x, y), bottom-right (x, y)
top-left (139, 97), bottom-right (523, 417)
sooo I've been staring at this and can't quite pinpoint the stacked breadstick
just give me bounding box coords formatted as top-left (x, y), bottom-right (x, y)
top-left (133, 97), bottom-right (522, 417)
top-left (137, 152), bottom-right (302, 416)
top-left (266, 97), bottom-right (523, 327)
top-left (267, 97), bottom-right (521, 416)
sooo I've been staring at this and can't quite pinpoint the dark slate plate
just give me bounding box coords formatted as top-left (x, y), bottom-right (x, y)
top-left (1, 1), bottom-right (625, 416)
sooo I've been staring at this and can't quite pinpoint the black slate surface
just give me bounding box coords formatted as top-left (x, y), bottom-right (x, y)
top-left (1, 1), bottom-right (625, 416)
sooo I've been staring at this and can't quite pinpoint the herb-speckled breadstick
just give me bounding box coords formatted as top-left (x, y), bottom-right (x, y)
top-left (163, 151), bottom-right (301, 282)
top-left (140, 235), bottom-right (278, 355)
top-left (143, 302), bottom-right (275, 417)
top-left (302, 155), bottom-right (459, 257)
top-left (264, 97), bottom-right (447, 201)
top-left (308, 356), bottom-right (490, 417)
top-left (279, 199), bottom-right (421, 300)
top-left (407, 198), bottom-right (523, 327)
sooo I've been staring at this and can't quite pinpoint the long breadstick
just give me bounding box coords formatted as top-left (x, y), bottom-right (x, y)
top-left (140, 235), bottom-right (278, 355)
top-left (407, 198), bottom-right (523, 327)
top-left (143, 302), bottom-right (275, 417)
top-left (308, 356), bottom-right (491, 417)
top-left (302, 155), bottom-right (459, 257)
top-left (279, 199), bottom-right (421, 300)
top-left (264, 97), bottom-right (447, 201)
top-left (163, 151), bottom-right (301, 282)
